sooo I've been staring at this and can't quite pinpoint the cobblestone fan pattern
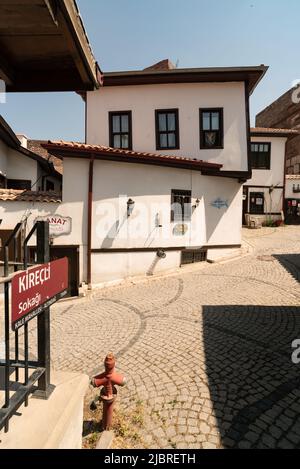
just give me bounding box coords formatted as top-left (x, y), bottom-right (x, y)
top-left (34, 227), bottom-right (300, 448)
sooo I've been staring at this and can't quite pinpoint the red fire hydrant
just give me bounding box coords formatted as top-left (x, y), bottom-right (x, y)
top-left (90, 353), bottom-right (126, 430)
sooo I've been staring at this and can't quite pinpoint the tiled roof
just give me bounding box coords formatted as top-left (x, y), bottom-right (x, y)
top-left (251, 127), bottom-right (299, 136)
top-left (286, 175), bottom-right (300, 180)
top-left (0, 189), bottom-right (62, 203)
top-left (27, 140), bottom-right (63, 175)
top-left (43, 141), bottom-right (223, 171)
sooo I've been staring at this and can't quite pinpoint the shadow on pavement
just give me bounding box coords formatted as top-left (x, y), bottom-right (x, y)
top-left (202, 305), bottom-right (300, 449)
top-left (273, 255), bottom-right (300, 283)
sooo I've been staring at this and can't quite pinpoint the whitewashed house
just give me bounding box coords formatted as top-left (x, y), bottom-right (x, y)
top-left (0, 115), bottom-right (62, 270)
top-left (285, 175), bottom-right (300, 225)
top-left (243, 127), bottom-right (299, 226)
top-left (45, 60), bottom-right (268, 287)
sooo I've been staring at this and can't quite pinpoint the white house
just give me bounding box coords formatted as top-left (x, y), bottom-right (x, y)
top-left (0, 116), bottom-right (62, 192)
top-left (285, 174), bottom-right (300, 225)
top-left (44, 61), bottom-right (268, 288)
top-left (243, 127), bottom-right (299, 226)
top-left (0, 116), bottom-right (63, 272)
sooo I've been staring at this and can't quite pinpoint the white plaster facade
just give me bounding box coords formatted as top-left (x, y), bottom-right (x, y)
top-left (47, 76), bottom-right (255, 286)
top-left (87, 82), bottom-right (248, 171)
top-left (59, 158), bottom-right (242, 284)
top-left (244, 134), bottom-right (287, 225)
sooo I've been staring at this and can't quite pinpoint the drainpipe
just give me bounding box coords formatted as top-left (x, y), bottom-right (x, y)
top-left (282, 139), bottom-right (288, 221)
top-left (87, 156), bottom-right (94, 289)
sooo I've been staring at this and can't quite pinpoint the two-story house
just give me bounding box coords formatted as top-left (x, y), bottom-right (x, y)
top-left (44, 60), bottom-right (267, 287)
top-left (243, 127), bottom-right (299, 226)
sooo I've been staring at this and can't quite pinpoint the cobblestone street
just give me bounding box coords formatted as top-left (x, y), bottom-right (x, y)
top-left (49, 227), bottom-right (300, 448)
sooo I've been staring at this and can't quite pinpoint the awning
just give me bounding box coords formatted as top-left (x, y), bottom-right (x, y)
top-left (0, 0), bottom-right (102, 92)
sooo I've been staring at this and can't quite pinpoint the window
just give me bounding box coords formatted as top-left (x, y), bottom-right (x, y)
top-left (7, 179), bottom-right (31, 190)
top-left (200, 108), bottom-right (224, 149)
top-left (250, 192), bottom-right (265, 214)
top-left (251, 143), bottom-right (271, 170)
top-left (109, 111), bottom-right (132, 150)
top-left (156, 109), bottom-right (179, 150)
top-left (171, 190), bottom-right (192, 222)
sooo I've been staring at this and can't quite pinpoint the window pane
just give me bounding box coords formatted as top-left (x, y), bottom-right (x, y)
top-left (259, 144), bottom-right (265, 152)
top-left (113, 135), bottom-right (121, 148)
top-left (205, 131), bottom-right (217, 147)
top-left (202, 113), bottom-right (211, 131)
top-left (251, 144), bottom-right (256, 152)
top-left (159, 114), bottom-right (167, 131)
top-left (160, 133), bottom-right (168, 148)
top-left (254, 144), bottom-right (259, 152)
top-left (211, 112), bottom-right (220, 130)
top-left (168, 133), bottom-right (176, 148)
top-left (112, 115), bottom-right (120, 133)
top-left (121, 134), bottom-right (129, 149)
top-left (121, 115), bottom-right (129, 132)
top-left (264, 144), bottom-right (269, 152)
top-left (167, 113), bottom-right (176, 131)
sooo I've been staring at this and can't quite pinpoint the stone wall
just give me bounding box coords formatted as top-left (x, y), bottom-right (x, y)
top-left (256, 88), bottom-right (300, 174)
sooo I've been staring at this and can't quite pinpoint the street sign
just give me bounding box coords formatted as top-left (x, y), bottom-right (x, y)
top-left (11, 257), bottom-right (68, 331)
top-left (35, 215), bottom-right (72, 237)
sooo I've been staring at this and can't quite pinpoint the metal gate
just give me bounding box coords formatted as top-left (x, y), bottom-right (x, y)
top-left (0, 221), bottom-right (53, 433)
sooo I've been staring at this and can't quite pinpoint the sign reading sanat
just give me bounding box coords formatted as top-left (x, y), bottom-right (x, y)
top-left (11, 258), bottom-right (68, 331)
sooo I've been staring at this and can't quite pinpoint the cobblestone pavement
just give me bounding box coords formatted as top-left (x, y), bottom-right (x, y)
top-left (39, 227), bottom-right (300, 448)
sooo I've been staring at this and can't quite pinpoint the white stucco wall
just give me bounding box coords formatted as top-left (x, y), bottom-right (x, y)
top-left (7, 148), bottom-right (39, 189)
top-left (69, 159), bottom-right (242, 284)
top-left (248, 136), bottom-right (286, 187)
top-left (243, 136), bottom-right (287, 222)
top-left (286, 178), bottom-right (300, 199)
top-left (87, 82), bottom-right (248, 172)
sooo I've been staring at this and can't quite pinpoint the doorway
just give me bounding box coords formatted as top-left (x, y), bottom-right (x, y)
top-left (50, 246), bottom-right (80, 297)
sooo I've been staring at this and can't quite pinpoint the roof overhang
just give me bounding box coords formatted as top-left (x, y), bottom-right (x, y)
top-left (103, 65), bottom-right (269, 95)
top-left (0, 115), bottom-right (61, 179)
top-left (42, 141), bottom-right (224, 173)
top-left (251, 127), bottom-right (300, 138)
top-left (0, 0), bottom-right (102, 92)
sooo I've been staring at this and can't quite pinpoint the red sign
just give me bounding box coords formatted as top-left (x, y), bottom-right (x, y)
top-left (11, 258), bottom-right (68, 330)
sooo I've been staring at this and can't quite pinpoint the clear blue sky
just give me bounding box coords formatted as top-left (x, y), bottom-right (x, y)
top-left (1, 0), bottom-right (299, 141)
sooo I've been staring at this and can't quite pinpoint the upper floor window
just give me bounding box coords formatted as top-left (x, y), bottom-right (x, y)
top-left (109, 111), bottom-right (132, 150)
top-left (251, 143), bottom-right (271, 170)
top-left (200, 108), bottom-right (224, 149)
top-left (155, 109), bottom-right (179, 150)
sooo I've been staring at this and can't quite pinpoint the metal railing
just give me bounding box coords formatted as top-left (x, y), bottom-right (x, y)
top-left (0, 221), bottom-right (52, 433)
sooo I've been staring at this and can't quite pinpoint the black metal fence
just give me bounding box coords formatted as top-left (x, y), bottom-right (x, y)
top-left (0, 221), bottom-right (53, 433)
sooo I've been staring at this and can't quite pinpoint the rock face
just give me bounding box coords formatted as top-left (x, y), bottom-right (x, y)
top-left (256, 88), bottom-right (300, 175)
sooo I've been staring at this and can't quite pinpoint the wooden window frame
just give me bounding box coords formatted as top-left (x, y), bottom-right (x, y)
top-left (155, 109), bottom-right (180, 151)
top-left (250, 142), bottom-right (271, 170)
top-left (109, 111), bottom-right (132, 150)
top-left (200, 108), bottom-right (224, 150)
top-left (171, 189), bottom-right (192, 222)
top-left (249, 192), bottom-right (265, 215)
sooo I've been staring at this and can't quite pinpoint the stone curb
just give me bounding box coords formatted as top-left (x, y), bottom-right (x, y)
top-left (96, 431), bottom-right (114, 450)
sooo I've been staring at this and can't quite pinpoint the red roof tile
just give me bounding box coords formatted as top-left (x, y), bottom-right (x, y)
top-left (42, 141), bottom-right (223, 171)
top-left (0, 189), bottom-right (62, 203)
top-left (251, 127), bottom-right (299, 136)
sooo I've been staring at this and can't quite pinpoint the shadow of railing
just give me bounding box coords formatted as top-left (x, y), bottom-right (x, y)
top-left (202, 305), bottom-right (300, 449)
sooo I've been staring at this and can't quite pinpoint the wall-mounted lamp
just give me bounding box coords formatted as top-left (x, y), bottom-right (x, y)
top-left (127, 198), bottom-right (135, 217)
top-left (193, 199), bottom-right (200, 209)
